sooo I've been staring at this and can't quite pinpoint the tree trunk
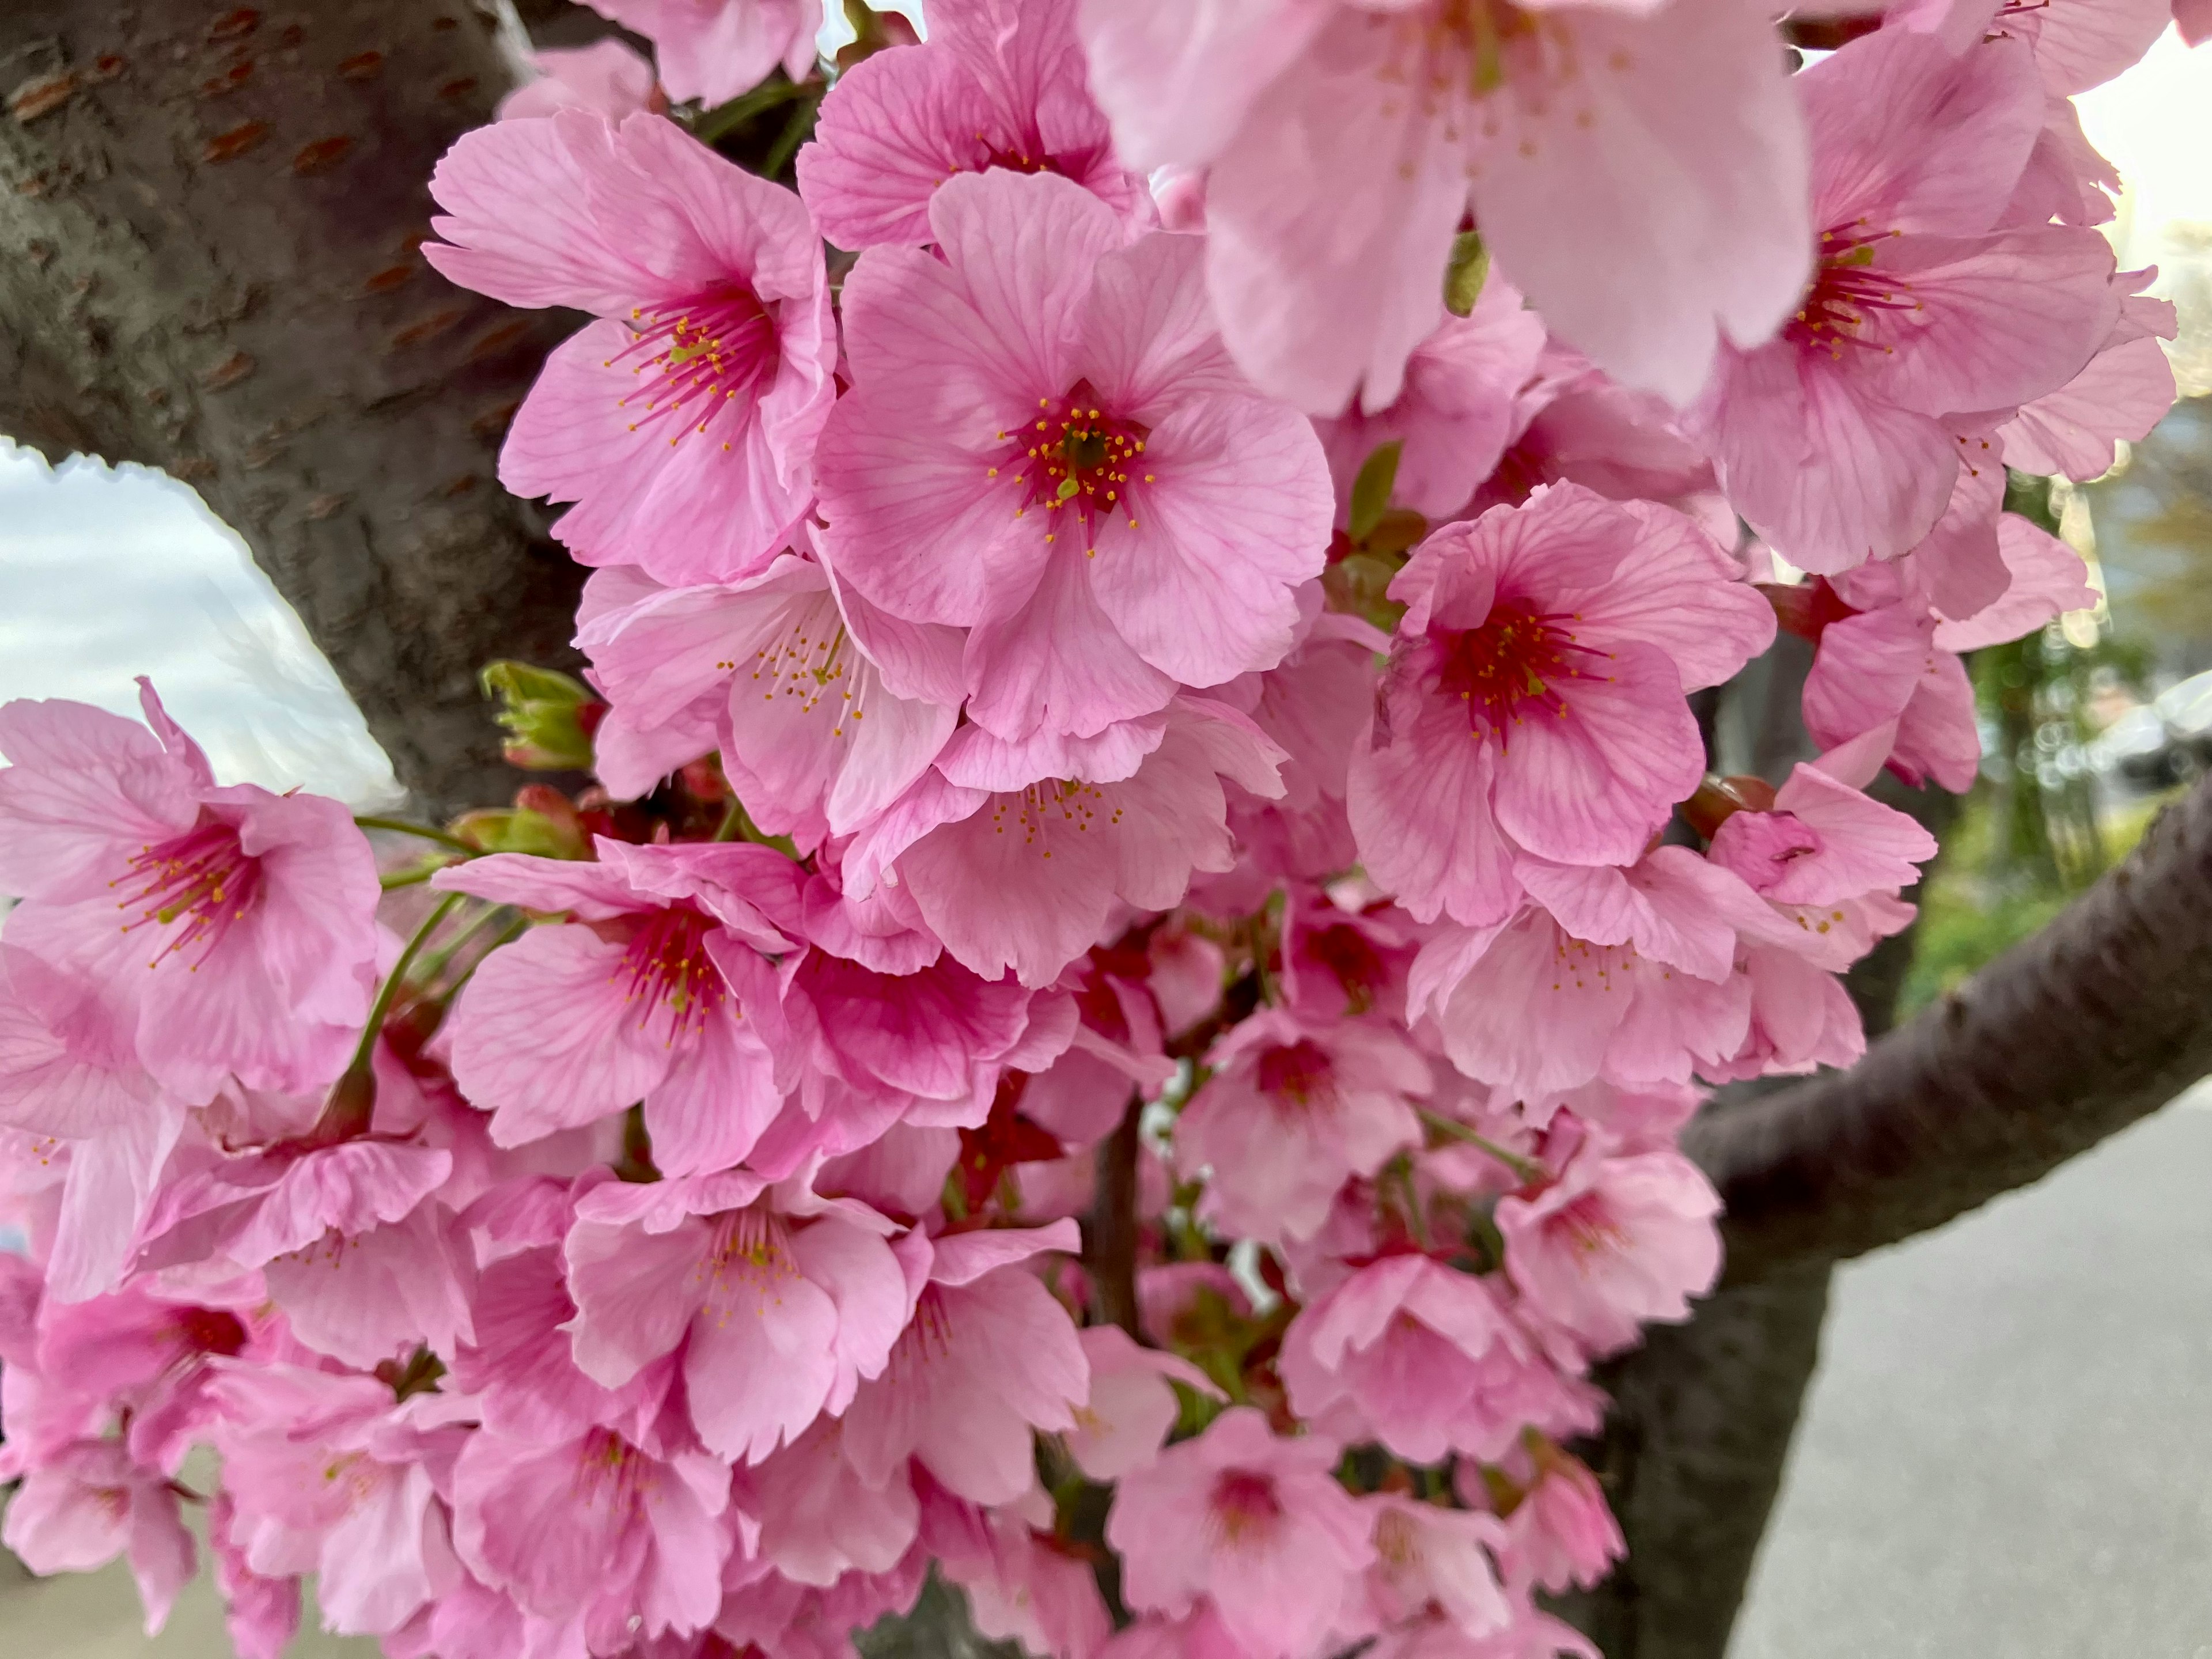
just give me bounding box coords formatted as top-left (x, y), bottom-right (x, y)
top-left (0, 0), bottom-right (581, 814)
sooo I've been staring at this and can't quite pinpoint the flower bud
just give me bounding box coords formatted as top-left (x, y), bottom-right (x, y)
top-left (480, 660), bottom-right (602, 771)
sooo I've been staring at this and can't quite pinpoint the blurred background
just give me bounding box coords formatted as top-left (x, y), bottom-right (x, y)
top-left (3, 16), bottom-right (2212, 1659)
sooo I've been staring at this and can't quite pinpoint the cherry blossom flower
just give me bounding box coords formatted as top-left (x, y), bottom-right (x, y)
top-left (0, 683), bottom-right (380, 1101)
top-left (1108, 1407), bottom-right (1374, 1659)
top-left (1176, 1008), bottom-right (1427, 1247)
top-left (1494, 1451), bottom-right (1624, 1596)
top-left (562, 1170), bottom-right (909, 1463)
top-left (1347, 1495), bottom-right (1513, 1643)
top-left (450, 1423), bottom-right (733, 1649)
top-left (575, 555), bottom-right (958, 835)
top-left (1075, 0), bottom-right (1812, 412)
top-left (1349, 485), bottom-right (1773, 927)
top-left (498, 39), bottom-right (661, 122)
top-left (816, 169), bottom-right (1334, 739)
top-left (583, 0), bottom-right (821, 106)
top-left (1279, 1255), bottom-right (1588, 1463)
top-left (798, 0), bottom-right (1144, 249)
top-left (433, 840), bottom-right (798, 1172)
top-left (1495, 1143), bottom-right (1722, 1354)
top-left (1410, 847), bottom-right (1797, 1099)
top-left (426, 112), bottom-right (835, 584)
top-left (1686, 26), bottom-right (2120, 573)
top-left (840, 1220), bottom-right (1089, 1505)
top-left (841, 699), bottom-right (1288, 988)
top-left (0, 1437), bottom-right (196, 1633)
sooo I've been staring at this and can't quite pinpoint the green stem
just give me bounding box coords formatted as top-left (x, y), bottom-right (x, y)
top-left (691, 77), bottom-right (809, 144)
top-left (355, 816), bottom-right (478, 856)
top-left (346, 892), bottom-right (464, 1079)
top-left (414, 903), bottom-right (513, 989)
top-left (714, 798), bottom-right (748, 843)
top-left (1417, 1108), bottom-right (1548, 1186)
top-left (759, 86), bottom-right (824, 179)
top-left (378, 862), bottom-right (448, 891)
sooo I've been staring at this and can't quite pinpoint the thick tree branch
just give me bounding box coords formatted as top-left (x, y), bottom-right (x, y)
top-left (1692, 771), bottom-right (2212, 1285)
top-left (0, 0), bottom-right (582, 813)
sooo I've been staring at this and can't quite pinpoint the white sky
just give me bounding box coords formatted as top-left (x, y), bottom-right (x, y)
top-left (0, 26), bottom-right (2203, 812)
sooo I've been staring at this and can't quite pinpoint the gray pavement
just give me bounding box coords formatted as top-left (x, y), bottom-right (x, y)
top-left (1732, 1083), bottom-right (2212, 1658)
top-left (7, 1091), bottom-right (2212, 1657)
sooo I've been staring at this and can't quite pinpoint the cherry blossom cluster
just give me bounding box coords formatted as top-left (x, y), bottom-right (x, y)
top-left (0, 1), bottom-right (2188, 1657)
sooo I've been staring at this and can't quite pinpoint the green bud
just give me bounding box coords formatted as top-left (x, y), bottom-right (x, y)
top-left (1444, 230), bottom-right (1488, 318)
top-left (480, 660), bottom-right (599, 771)
top-left (1348, 440), bottom-right (1403, 542)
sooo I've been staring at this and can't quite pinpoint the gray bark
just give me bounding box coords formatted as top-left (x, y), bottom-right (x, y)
top-left (0, 0), bottom-right (583, 814)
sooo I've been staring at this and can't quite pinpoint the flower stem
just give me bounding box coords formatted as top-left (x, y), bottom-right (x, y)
top-left (355, 816), bottom-right (478, 856)
top-left (1417, 1108), bottom-right (1548, 1185)
top-left (345, 892), bottom-right (464, 1080)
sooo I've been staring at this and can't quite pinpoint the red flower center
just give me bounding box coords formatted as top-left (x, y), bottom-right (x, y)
top-left (1256, 1038), bottom-right (1336, 1105)
top-left (1783, 225), bottom-right (1916, 357)
top-left (1550, 1190), bottom-right (1629, 1263)
top-left (614, 903), bottom-right (728, 1044)
top-left (611, 285), bottom-right (778, 450)
top-left (994, 380), bottom-right (1152, 550)
top-left (112, 814), bottom-right (263, 969)
top-left (1210, 1469), bottom-right (1285, 1544)
top-left (1435, 600), bottom-right (1603, 743)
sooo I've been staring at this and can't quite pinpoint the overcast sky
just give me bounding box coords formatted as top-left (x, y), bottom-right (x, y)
top-left (0, 25), bottom-right (2204, 810)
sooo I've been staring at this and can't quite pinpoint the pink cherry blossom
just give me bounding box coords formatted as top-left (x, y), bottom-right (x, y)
top-left (816, 169), bottom-right (1334, 738)
top-left (1350, 1495), bottom-right (1512, 1643)
top-left (1108, 1406), bottom-right (1374, 1659)
top-left (499, 39), bottom-right (661, 122)
top-left (840, 1219), bottom-right (1089, 1505)
top-left (0, 683), bottom-right (380, 1100)
top-left (209, 1365), bottom-right (464, 1637)
top-left (1795, 574), bottom-right (1983, 792)
top-left (1075, 0), bottom-right (1812, 412)
top-left (1411, 846), bottom-right (1797, 1099)
top-left (0, 1437), bottom-right (196, 1633)
top-left (748, 1415), bottom-right (919, 1586)
top-left (208, 1490), bottom-right (301, 1659)
top-left (1704, 747), bottom-right (1940, 910)
top-left (576, 555), bottom-right (958, 832)
top-left (1279, 1255), bottom-right (1583, 1464)
top-left (798, 0), bottom-right (1143, 249)
top-left (584, 0), bottom-right (821, 106)
top-left (2181, 0), bottom-right (2212, 46)
top-left (1349, 486), bottom-right (1773, 926)
top-left (563, 1170), bottom-right (908, 1463)
top-left (1687, 26), bottom-right (2120, 573)
top-left (425, 112), bottom-right (835, 584)
top-left (1176, 1008), bottom-right (1427, 1247)
top-left (842, 698), bottom-right (1287, 988)
top-left (1495, 1451), bottom-right (1624, 1596)
top-left (0, 942), bottom-right (161, 1139)
top-left (451, 1425), bottom-right (732, 1649)
top-left (1495, 1143), bottom-right (1721, 1354)
top-left (433, 839), bottom-right (797, 1172)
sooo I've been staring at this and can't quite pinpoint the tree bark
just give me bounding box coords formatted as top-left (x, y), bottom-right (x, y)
top-left (1695, 768), bottom-right (2212, 1285)
top-left (0, 0), bottom-right (582, 814)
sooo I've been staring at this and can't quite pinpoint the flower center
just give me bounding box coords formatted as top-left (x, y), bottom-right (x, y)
top-left (704, 1203), bottom-right (795, 1289)
top-left (994, 380), bottom-right (1151, 549)
top-left (1435, 601), bottom-right (1603, 743)
top-left (1783, 225), bottom-right (1915, 357)
top-left (1256, 1038), bottom-right (1336, 1105)
top-left (611, 285), bottom-right (777, 450)
top-left (111, 814), bottom-right (263, 970)
top-left (1550, 1190), bottom-right (1629, 1264)
top-left (1209, 1469), bottom-right (1285, 1544)
top-left (574, 1428), bottom-right (653, 1515)
top-left (613, 903), bottom-right (727, 1045)
top-left (743, 604), bottom-right (872, 739)
top-left (985, 781), bottom-right (1124, 858)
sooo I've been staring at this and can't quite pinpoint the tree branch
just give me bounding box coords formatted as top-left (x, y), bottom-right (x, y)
top-left (0, 0), bottom-right (583, 815)
top-left (1692, 771), bottom-right (2212, 1285)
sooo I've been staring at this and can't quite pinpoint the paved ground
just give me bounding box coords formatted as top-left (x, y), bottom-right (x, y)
top-left (1732, 1084), bottom-right (2212, 1658)
top-left (7, 1092), bottom-right (2212, 1657)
